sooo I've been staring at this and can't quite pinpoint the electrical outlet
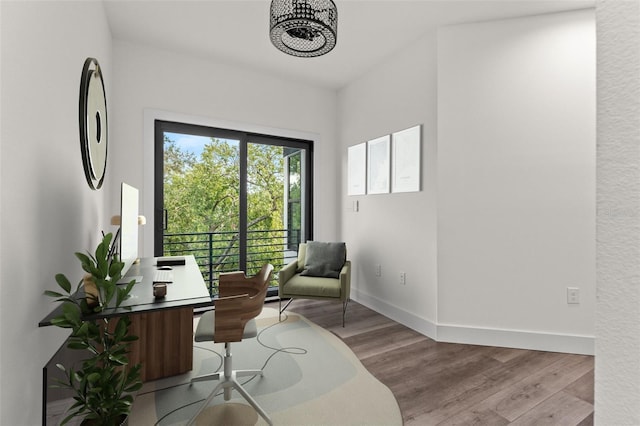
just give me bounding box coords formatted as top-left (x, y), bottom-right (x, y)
top-left (400, 272), bottom-right (406, 285)
top-left (375, 264), bottom-right (381, 277)
top-left (567, 287), bottom-right (580, 304)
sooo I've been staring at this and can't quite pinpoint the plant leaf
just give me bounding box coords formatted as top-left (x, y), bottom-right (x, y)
top-left (67, 341), bottom-right (88, 350)
top-left (50, 318), bottom-right (72, 328)
top-left (125, 381), bottom-right (143, 392)
top-left (61, 303), bottom-right (80, 323)
top-left (102, 232), bottom-right (113, 250)
top-left (86, 372), bottom-right (101, 383)
top-left (109, 260), bottom-right (124, 278)
top-left (44, 290), bottom-right (64, 298)
top-left (55, 274), bottom-right (72, 294)
top-left (114, 317), bottom-right (127, 339)
top-left (75, 252), bottom-right (91, 268)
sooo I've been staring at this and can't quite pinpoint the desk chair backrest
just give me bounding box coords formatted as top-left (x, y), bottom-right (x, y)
top-left (214, 263), bottom-right (274, 342)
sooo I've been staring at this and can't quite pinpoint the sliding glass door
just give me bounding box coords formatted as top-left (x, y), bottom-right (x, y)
top-left (154, 120), bottom-right (313, 295)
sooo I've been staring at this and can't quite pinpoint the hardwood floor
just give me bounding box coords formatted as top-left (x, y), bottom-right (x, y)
top-left (273, 299), bottom-right (594, 426)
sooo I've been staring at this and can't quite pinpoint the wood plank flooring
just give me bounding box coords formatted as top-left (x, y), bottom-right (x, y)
top-left (273, 299), bottom-right (594, 426)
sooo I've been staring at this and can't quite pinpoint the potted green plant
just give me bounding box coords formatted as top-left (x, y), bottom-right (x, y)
top-left (44, 232), bottom-right (142, 426)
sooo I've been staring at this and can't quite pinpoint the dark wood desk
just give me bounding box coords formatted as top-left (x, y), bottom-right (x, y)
top-left (40, 255), bottom-right (213, 381)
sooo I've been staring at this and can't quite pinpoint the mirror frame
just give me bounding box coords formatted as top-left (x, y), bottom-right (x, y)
top-left (79, 57), bottom-right (108, 190)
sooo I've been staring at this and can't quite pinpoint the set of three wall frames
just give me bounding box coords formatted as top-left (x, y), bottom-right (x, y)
top-left (347, 125), bottom-right (421, 196)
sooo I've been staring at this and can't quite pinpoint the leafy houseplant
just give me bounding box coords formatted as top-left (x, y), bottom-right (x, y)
top-left (45, 233), bottom-right (142, 426)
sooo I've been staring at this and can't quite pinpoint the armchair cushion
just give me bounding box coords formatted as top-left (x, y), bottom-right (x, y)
top-left (300, 241), bottom-right (346, 279)
top-left (282, 275), bottom-right (342, 298)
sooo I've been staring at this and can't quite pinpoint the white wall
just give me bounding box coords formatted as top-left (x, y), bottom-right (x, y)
top-left (339, 9), bottom-right (595, 354)
top-left (595, 0), bottom-right (640, 423)
top-left (108, 41), bottom-right (340, 253)
top-left (437, 10), bottom-right (596, 354)
top-left (339, 31), bottom-right (439, 335)
top-left (0, 1), bottom-right (112, 424)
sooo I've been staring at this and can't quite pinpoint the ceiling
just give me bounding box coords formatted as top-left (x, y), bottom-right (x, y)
top-left (103, 0), bottom-right (594, 90)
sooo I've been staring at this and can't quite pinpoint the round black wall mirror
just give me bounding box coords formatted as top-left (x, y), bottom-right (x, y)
top-left (79, 57), bottom-right (108, 190)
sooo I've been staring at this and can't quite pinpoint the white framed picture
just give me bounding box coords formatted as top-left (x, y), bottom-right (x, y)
top-left (392, 125), bottom-right (421, 193)
top-left (348, 142), bottom-right (367, 195)
top-left (367, 135), bottom-right (390, 194)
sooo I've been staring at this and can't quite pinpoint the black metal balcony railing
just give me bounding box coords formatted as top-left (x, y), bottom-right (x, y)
top-left (162, 228), bottom-right (300, 296)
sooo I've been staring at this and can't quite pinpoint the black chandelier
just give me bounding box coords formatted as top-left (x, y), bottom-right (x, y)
top-left (270, 0), bottom-right (338, 58)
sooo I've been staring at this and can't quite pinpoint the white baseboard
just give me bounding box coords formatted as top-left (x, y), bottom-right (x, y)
top-left (437, 323), bottom-right (594, 355)
top-left (352, 288), bottom-right (438, 339)
top-left (351, 288), bottom-right (594, 356)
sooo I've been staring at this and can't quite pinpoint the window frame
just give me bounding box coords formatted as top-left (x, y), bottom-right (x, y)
top-left (154, 119), bottom-right (314, 272)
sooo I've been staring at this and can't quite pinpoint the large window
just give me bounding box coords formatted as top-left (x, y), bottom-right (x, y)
top-left (154, 120), bottom-right (313, 295)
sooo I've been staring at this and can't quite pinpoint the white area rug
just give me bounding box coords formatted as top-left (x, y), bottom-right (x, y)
top-left (129, 307), bottom-right (402, 425)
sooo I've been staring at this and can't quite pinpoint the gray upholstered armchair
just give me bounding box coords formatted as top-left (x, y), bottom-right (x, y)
top-left (278, 242), bottom-right (351, 326)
